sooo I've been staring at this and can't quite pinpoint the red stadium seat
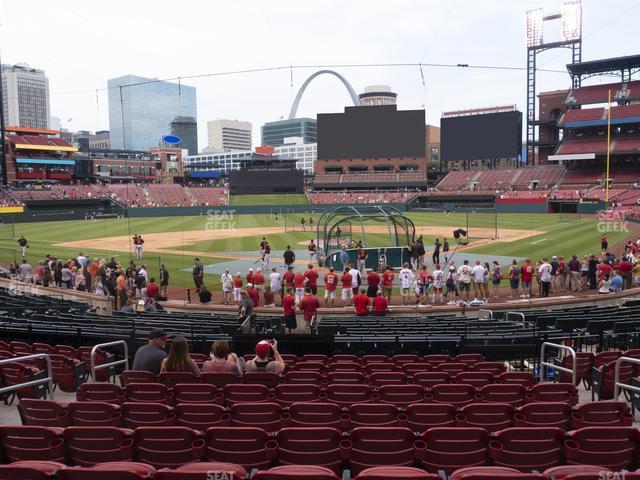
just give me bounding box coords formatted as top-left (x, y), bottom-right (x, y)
top-left (18, 398), bottom-right (69, 427)
top-left (49, 354), bottom-right (85, 393)
top-left (287, 402), bottom-right (345, 429)
top-left (423, 355), bottom-right (450, 366)
top-left (489, 427), bottom-right (564, 471)
top-left (121, 402), bottom-right (175, 428)
top-left (134, 426), bottom-right (205, 468)
top-left (329, 362), bottom-right (362, 372)
top-left (274, 427), bottom-right (343, 473)
top-left (526, 383), bottom-right (578, 405)
top-left (513, 402), bottom-right (572, 429)
top-left (200, 372), bottom-right (240, 388)
top-left (204, 426), bottom-right (272, 470)
top-left (120, 370), bottom-right (157, 385)
top-left (32, 343), bottom-right (56, 355)
top-left (557, 352), bottom-right (594, 386)
top-left (404, 403), bottom-right (456, 432)
top-left (377, 384), bottom-right (426, 408)
top-left (455, 403), bottom-right (513, 432)
top-left (252, 465), bottom-right (340, 480)
top-left (158, 372), bottom-right (197, 388)
top-left (224, 383), bottom-right (272, 406)
top-left (348, 403), bottom-right (401, 428)
top-left (64, 426), bottom-right (134, 465)
top-left (57, 462), bottom-right (156, 480)
top-left (79, 347), bottom-right (112, 382)
top-left (284, 371), bottom-right (324, 385)
top-left (564, 426), bottom-right (639, 471)
top-left (454, 371), bottom-right (495, 388)
top-left (295, 362), bottom-right (326, 375)
top-left (437, 363), bottom-right (469, 376)
top-left (0, 461), bottom-right (66, 480)
top-left (77, 382), bottom-right (126, 404)
top-left (454, 354), bottom-right (485, 366)
top-left (354, 466), bottom-right (440, 479)
top-left (411, 371), bottom-right (450, 389)
top-left (450, 466), bottom-right (544, 479)
top-left (302, 354), bottom-right (329, 363)
top-left (571, 401), bottom-right (634, 429)
top-left (0, 425), bottom-right (65, 462)
top-left (479, 384), bottom-right (526, 407)
top-left (330, 354), bottom-right (359, 363)
top-left (542, 465), bottom-right (613, 480)
top-left (154, 462), bottom-right (246, 480)
top-left (325, 384), bottom-right (373, 408)
top-left (496, 372), bottom-right (535, 387)
top-left (244, 372), bottom-right (281, 388)
top-left (174, 403), bottom-right (229, 430)
top-left (401, 363), bottom-right (432, 375)
top-left (229, 402), bottom-right (284, 432)
top-left (348, 427), bottom-right (423, 475)
top-left (125, 382), bottom-right (173, 405)
top-left (366, 363), bottom-right (397, 374)
top-left (326, 371), bottom-right (365, 384)
top-left (363, 355), bottom-right (389, 364)
top-left (0, 362), bottom-right (46, 403)
top-left (472, 362), bottom-right (506, 376)
top-left (425, 384), bottom-right (477, 408)
top-left (67, 401), bottom-right (123, 427)
top-left (274, 384), bottom-right (324, 407)
top-left (420, 427), bottom-right (490, 474)
top-left (368, 371), bottom-right (407, 387)
top-left (392, 354), bottom-right (420, 366)
top-left (173, 382), bottom-right (222, 404)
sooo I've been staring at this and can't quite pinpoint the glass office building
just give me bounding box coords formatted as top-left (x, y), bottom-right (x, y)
top-left (261, 117), bottom-right (316, 147)
top-left (108, 75), bottom-right (196, 151)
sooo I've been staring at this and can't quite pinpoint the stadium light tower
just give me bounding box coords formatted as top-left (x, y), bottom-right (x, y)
top-left (526, 1), bottom-right (582, 165)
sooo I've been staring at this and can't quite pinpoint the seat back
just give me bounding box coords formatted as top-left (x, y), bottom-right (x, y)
top-left (489, 427), bottom-right (564, 471)
top-left (348, 403), bottom-right (400, 428)
top-left (287, 402), bottom-right (344, 429)
top-left (154, 462), bottom-right (246, 480)
top-left (349, 427), bottom-right (421, 475)
top-left (284, 371), bottom-right (324, 385)
top-left (571, 401), bottom-right (633, 429)
top-left (223, 383), bottom-right (272, 406)
top-left (67, 401), bottom-right (123, 427)
top-left (252, 465), bottom-right (340, 480)
top-left (426, 384), bottom-right (477, 408)
top-left (420, 427), bottom-right (489, 474)
top-left (229, 402), bottom-right (284, 432)
top-left (526, 383), bottom-right (578, 405)
top-left (126, 382), bottom-right (173, 405)
top-left (496, 372), bottom-right (535, 387)
top-left (134, 426), bottom-right (205, 469)
top-left (173, 383), bottom-right (222, 404)
top-left (174, 403), bottom-right (229, 430)
top-left (57, 462), bottom-right (156, 480)
top-left (479, 384), bottom-right (526, 407)
top-left (64, 426), bottom-right (134, 465)
top-left (204, 426), bottom-right (272, 470)
top-left (77, 383), bottom-right (126, 404)
top-left (456, 403), bottom-right (513, 432)
top-left (18, 399), bottom-right (69, 427)
top-left (121, 402), bottom-right (175, 428)
top-left (275, 427), bottom-right (343, 473)
top-left (326, 371), bottom-right (365, 384)
top-left (0, 425), bottom-right (65, 462)
top-left (450, 466), bottom-right (544, 479)
top-left (0, 461), bottom-right (67, 480)
top-left (120, 370), bottom-right (157, 385)
top-left (513, 402), bottom-right (572, 429)
top-left (411, 371), bottom-right (450, 389)
top-left (200, 372), bottom-right (240, 388)
top-left (274, 384), bottom-right (324, 406)
top-left (354, 466), bottom-right (440, 479)
top-left (454, 372), bottom-right (495, 388)
top-left (377, 384), bottom-right (425, 408)
top-left (368, 372), bottom-right (407, 387)
top-left (472, 362), bottom-right (506, 375)
top-left (564, 426), bottom-right (639, 471)
top-left (404, 403), bottom-right (456, 432)
top-left (158, 372), bottom-right (197, 388)
top-left (244, 372), bottom-right (281, 388)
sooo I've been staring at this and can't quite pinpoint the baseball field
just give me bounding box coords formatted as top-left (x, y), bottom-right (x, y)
top-left (0, 210), bottom-right (632, 299)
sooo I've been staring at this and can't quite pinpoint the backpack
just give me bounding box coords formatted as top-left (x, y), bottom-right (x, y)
top-left (494, 268), bottom-right (503, 281)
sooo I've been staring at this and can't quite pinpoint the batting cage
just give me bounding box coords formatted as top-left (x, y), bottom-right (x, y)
top-left (317, 205), bottom-right (415, 270)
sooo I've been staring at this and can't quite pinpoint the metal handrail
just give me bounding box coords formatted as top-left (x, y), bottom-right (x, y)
top-left (90, 340), bottom-right (128, 382)
top-left (478, 309), bottom-right (493, 320)
top-left (506, 312), bottom-right (526, 324)
top-left (0, 354), bottom-right (54, 400)
top-left (540, 341), bottom-right (576, 385)
top-left (613, 356), bottom-right (640, 399)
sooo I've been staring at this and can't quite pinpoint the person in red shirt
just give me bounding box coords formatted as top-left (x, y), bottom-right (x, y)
top-left (323, 267), bottom-right (339, 307)
top-left (246, 284), bottom-right (259, 307)
top-left (294, 270), bottom-right (306, 304)
top-left (146, 277), bottom-right (159, 300)
top-left (304, 263), bottom-right (319, 295)
top-left (252, 268), bottom-right (265, 305)
top-left (298, 288), bottom-right (320, 333)
top-left (353, 289), bottom-right (370, 316)
top-left (372, 290), bottom-right (389, 316)
top-left (341, 268), bottom-right (353, 306)
top-left (615, 257), bottom-right (633, 289)
top-left (246, 268), bottom-right (254, 285)
top-left (283, 266), bottom-right (295, 293)
top-left (282, 288), bottom-right (297, 334)
top-left (381, 265), bottom-right (395, 303)
top-left (521, 259), bottom-right (533, 298)
top-left (367, 268), bottom-right (381, 298)
top-left (233, 273), bottom-right (243, 305)
top-left (597, 260), bottom-right (613, 282)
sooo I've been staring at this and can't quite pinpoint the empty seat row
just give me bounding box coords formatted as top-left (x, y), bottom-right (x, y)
top-left (0, 424), bottom-right (638, 474)
top-left (19, 398), bottom-right (634, 432)
top-left (76, 382), bottom-right (580, 408)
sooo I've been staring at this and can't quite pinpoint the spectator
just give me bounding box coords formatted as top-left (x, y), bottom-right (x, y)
top-left (253, 268), bottom-right (265, 305)
top-left (17, 235), bottom-right (28, 257)
top-left (283, 266), bottom-right (295, 298)
top-left (203, 340), bottom-right (242, 377)
top-left (132, 329), bottom-right (169, 375)
top-left (372, 290), bottom-right (389, 316)
top-left (521, 259), bottom-right (533, 298)
top-left (159, 265), bottom-right (169, 298)
top-left (269, 267), bottom-right (282, 304)
top-left (568, 255), bottom-right (582, 292)
top-left (233, 272), bottom-right (243, 305)
top-left (160, 336), bottom-right (201, 376)
top-left (382, 265), bottom-right (395, 303)
top-left (610, 271), bottom-right (624, 293)
top-left (18, 259), bottom-right (32, 283)
top-left (457, 260), bottom-right (472, 301)
top-left (246, 283), bottom-right (259, 306)
top-left (587, 254), bottom-right (598, 289)
top-left (145, 298), bottom-right (158, 313)
top-left (146, 277), bottom-right (159, 300)
top-left (61, 263), bottom-right (73, 289)
top-left (491, 261), bottom-right (502, 298)
top-left (349, 264), bottom-right (361, 295)
top-left (294, 270), bottom-right (306, 304)
top-left (367, 267), bottom-right (381, 298)
top-left (598, 273), bottom-right (611, 294)
top-left (444, 266), bottom-right (458, 304)
top-left (238, 290), bottom-right (255, 328)
top-left (246, 268), bottom-right (254, 285)
top-left (615, 257), bottom-right (633, 290)
top-left (339, 245), bottom-right (349, 268)
top-left (304, 263), bottom-right (319, 295)
top-left (354, 288), bottom-right (370, 316)
top-left (471, 260), bottom-right (485, 301)
top-left (120, 296), bottom-right (135, 313)
top-left (198, 284), bottom-right (212, 304)
top-left (192, 258), bottom-right (203, 289)
top-left (538, 258), bottom-right (552, 298)
top-left (263, 286), bottom-right (275, 307)
top-left (399, 263), bottom-right (414, 305)
top-left (283, 245), bottom-right (296, 269)
top-left (75, 267), bottom-right (86, 291)
top-left (244, 339), bottom-right (285, 375)
top-left (341, 268), bottom-right (353, 306)
top-left (432, 264), bottom-right (444, 304)
top-left (324, 267), bottom-right (338, 307)
top-left (298, 287), bottom-right (320, 333)
top-left (282, 288), bottom-right (297, 334)
top-left (508, 260), bottom-right (521, 298)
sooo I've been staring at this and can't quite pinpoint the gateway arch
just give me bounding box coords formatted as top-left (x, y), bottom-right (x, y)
top-left (288, 69), bottom-right (360, 119)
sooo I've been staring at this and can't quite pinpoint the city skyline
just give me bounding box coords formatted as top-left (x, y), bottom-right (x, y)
top-left (1, 0), bottom-right (639, 152)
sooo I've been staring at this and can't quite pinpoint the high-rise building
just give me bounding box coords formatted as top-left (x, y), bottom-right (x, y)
top-left (261, 118), bottom-right (316, 147)
top-left (107, 75), bottom-right (196, 151)
top-left (170, 116), bottom-right (198, 155)
top-left (1, 63), bottom-right (50, 129)
top-left (204, 119), bottom-right (251, 153)
top-left (276, 137), bottom-right (316, 173)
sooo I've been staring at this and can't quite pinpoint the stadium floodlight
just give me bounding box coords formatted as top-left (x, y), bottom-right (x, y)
top-left (561, 1), bottom-right (582, 42)
top-left (526, 8), bottom-right (544, 48)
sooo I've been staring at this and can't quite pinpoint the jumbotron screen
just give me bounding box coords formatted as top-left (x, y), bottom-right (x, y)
top-left (317, 105), bottom-right (426, 160)
top-left (440, 111), bottom-right (522, 162)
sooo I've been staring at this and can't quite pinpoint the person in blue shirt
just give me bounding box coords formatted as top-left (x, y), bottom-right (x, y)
top-left (610, 271), bottom-right (624, 292)
top-left (339, 245), bottom-right (350, 268)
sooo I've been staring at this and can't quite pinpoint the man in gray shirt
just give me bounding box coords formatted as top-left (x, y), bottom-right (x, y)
top-left (131, 329), bottom-right (169, 375)
top-left (18, 259), bottom-right (32, 282)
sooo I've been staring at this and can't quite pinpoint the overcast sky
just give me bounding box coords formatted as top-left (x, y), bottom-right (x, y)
top-left (1, 0), bottom-right (638, 151)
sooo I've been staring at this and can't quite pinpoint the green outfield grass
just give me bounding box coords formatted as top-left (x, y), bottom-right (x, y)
top-left (0, 211), bottom-right (631, 298)
top-left (229, 194), bottom-right (309, 206)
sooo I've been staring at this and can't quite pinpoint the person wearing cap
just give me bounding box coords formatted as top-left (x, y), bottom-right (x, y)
top-left (353, 288), bottom-right (370, 316)
top-left (372, 290), bottom-right (389, 316)
top-left (192, 258), bottom-right (203, 289)
top-left (244, 339), bottom-right (285, 375)
top-left (132, 329), bottom-right (169, 375)
top-left (445, 266), bottom-right (458, 304)
top-left (239, 291), bottom-right (255, 332)
top-left (252, 268), bottom-right (265, 305)
top-left (246, 283), bottom-right (259, 306)
top-left (246, 268), bottom-right (254, 285)
top-left (233, 273), bottom-right (243, 305)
